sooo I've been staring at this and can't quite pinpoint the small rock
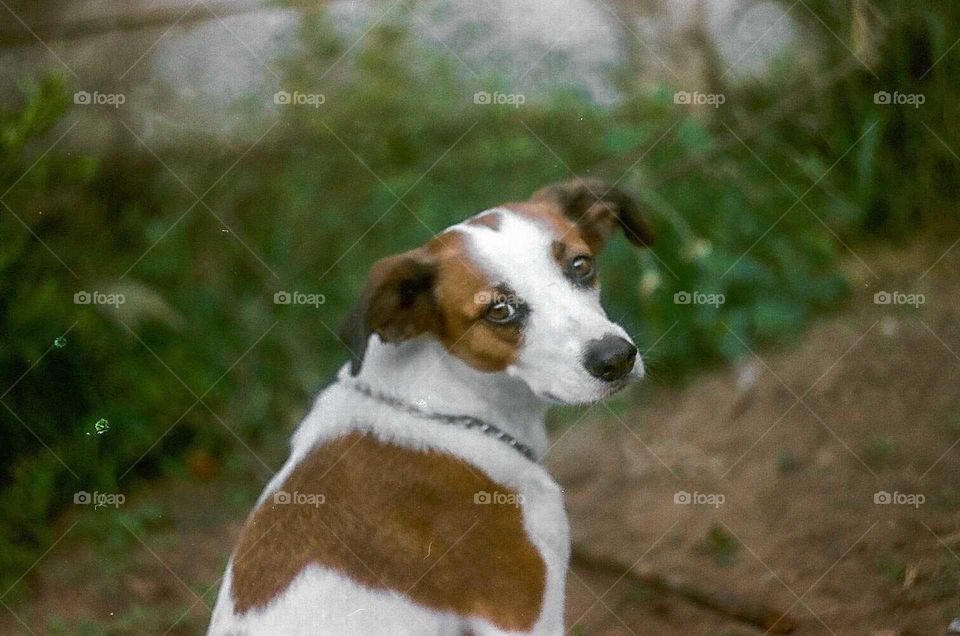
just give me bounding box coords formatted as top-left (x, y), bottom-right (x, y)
top-left (814, 447), bottom-right (838, 469)
top-left (902, 563), bottom-right (919, 589)
top-left (879, 316), bottom-right (898, 337)
top-left (129, 575), bottom-right (161, 601)
top-left (947, 617), bottom-right (960, 633)
top-left (735, 360), bottom-right (760, 392)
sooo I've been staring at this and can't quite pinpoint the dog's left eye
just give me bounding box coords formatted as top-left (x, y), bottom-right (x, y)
top-left (568, 255), bottom-right (596, 284)
top-left (486, 301), bottom-right (518, 324)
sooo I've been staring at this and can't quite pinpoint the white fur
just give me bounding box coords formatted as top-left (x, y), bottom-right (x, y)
top-left (457, 210), bottom-right (644, 403)
top-left (210, 209), bottom-right (643, 635)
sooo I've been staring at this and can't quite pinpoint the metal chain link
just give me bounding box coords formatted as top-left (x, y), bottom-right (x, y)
top-left (346, 381), bottom-right (537, 462)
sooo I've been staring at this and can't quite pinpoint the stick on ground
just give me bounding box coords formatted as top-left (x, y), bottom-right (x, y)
top-left (571, 544), bottom-right (798, 633)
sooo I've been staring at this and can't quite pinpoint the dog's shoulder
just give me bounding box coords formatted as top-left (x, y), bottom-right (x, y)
top-left (230, 430), bottom-right (548, 632)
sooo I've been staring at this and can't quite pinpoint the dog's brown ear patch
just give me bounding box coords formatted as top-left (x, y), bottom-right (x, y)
top-left (466, 211), bottom-right (502, 231)
top-left (531, 178), bottom-right (654, 253)
top-left (338, 249), bottom-right (442, 375)
top-left (231, 432), bottom-right (547, 631)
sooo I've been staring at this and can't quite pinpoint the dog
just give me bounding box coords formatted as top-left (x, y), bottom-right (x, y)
top-left (209, 179), bottom-right (653, 635)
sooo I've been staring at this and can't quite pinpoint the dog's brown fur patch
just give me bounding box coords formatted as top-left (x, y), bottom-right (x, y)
top-left (231, 432), bottom-right (547, 631)
top-left (427, 231), bottom-right (523, 372)
top-left (338, 249), bottom-right (442, 375)
top-left (466, 211), bottom-right (502, 231)
top-left (529, 179), bottom-right (655, 252)
top-left (550, 239), bottom-right (567, 268)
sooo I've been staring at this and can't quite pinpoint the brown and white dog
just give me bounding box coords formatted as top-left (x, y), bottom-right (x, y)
top-left (209, 179), bottom-right (653, 635)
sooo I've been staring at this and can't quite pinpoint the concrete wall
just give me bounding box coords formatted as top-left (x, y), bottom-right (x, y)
top-left (0, 0), bottom-right (804, 151)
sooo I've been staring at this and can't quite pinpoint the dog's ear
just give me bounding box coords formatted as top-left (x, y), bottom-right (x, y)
top-left (531, 178), bottom-right (654, 253)
top-left (338, 249), bottom-right (441, 375)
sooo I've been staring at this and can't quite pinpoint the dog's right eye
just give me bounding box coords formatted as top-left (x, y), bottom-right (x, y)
top-left (485, 301), bottom-right (518, 324)
top-left (567, 254), bottom-right (596, 286)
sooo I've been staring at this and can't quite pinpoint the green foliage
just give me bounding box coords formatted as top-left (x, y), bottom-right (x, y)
top-left (794, 0), bottom-right (960, 234)
top-left (865, 436), bottom-right (897, 469)
top-left (775, 449), bottom-right (800, 474)
top-left (875, 555), bottom-right (907, 584)
top-left (1, 2), bottom-right (958, 595)
top-left (698, 523), bottom-right (740, 568)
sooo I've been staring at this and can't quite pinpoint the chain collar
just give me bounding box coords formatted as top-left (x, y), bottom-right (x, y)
top-left (345, 380), bottom-right (537, 462)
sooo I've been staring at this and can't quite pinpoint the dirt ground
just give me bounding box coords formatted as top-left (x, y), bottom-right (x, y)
top-left (3, 231), bottom-right (959, 635)
top-left (554, 230), bottom-right (960, 635)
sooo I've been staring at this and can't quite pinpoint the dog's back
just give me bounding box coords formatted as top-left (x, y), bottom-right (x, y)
top-left (209, 374), bottom-right (569, 635)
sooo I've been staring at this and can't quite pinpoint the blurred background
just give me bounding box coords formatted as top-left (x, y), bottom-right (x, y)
top-left (1, 0), bottom-right (958, 633)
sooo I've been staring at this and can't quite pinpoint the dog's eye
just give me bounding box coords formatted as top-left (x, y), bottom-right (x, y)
top-left (485, 301), bottom-right (518, 324)
top-left (568, 255), bottom-right (596, 284)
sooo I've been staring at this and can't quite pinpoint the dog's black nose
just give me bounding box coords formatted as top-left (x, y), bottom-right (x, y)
top-left (583, 335), bottom-right (637, 382)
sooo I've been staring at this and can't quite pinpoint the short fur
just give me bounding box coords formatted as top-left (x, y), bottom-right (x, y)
top-left (230, 432), bottom-right (546, 631)
top-left (210, 179), bottom-right (652, 635)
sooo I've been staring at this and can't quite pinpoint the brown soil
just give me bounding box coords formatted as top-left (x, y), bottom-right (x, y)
top-left (554, 231), bottom-right (960, 635)
top-left (2, 232), bottom-right (959, 635)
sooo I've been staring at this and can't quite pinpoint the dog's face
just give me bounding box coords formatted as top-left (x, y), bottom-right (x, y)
top-left (340, 179), bottom-right (655, 405)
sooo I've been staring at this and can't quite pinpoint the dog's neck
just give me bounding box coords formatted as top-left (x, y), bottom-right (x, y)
top-left (342, 336), bottom-right (551, 458)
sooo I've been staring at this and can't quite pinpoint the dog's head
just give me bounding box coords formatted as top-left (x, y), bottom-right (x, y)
top-left (339, 178), bottom-right (654, 404)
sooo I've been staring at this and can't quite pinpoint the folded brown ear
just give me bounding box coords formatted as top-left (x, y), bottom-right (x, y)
top-left (531, 178), bottom-right (654, 253)
top-left (338, 249), bottom-right (441, 375)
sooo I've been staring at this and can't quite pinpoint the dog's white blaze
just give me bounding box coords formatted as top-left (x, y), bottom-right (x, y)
top-left (457, 210), bottom-right (644, 404)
